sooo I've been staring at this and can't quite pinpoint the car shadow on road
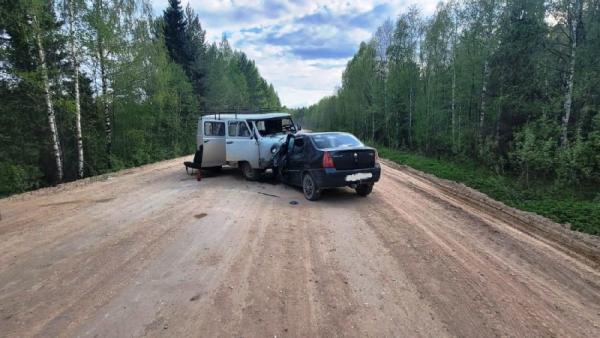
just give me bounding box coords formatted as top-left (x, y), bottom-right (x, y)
top-left (187, 166), bottom-right (367, 204)
top-left (284, 184), bottom-right (365, 205)
top-left (320, 187), bottom-right (366, 204)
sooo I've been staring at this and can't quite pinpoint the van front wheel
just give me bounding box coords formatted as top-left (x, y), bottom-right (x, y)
top-left (240, 162), bottom-right (259, 181)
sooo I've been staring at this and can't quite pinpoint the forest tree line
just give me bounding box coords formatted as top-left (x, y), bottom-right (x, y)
top-left (0, 0), bottom-right (280, 196)
top-left (296, 0), bottom-right (600, 188)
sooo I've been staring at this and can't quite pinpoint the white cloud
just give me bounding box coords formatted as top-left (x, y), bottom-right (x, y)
top-left (153, 0), bottom-right (440, 108)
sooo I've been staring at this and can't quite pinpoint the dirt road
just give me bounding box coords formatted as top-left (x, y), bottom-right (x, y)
top-left (1, 157), bottom-right (599, 337)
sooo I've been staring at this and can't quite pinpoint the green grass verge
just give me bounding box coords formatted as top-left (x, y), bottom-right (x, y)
top-left (377, 146), bottom-right (600, 236)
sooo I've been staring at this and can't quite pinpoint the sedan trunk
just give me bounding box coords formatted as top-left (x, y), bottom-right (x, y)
top-left (330, 149), bottom-right (376, 170)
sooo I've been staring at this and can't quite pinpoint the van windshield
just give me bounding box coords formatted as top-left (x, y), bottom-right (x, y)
top-left (311, 133), bottom-right (363, 149)
top-left (253, 118), bottom-right (295, 136)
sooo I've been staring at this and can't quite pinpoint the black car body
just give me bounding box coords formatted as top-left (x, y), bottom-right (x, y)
top-left (275, 132), bottom-right (381, 200)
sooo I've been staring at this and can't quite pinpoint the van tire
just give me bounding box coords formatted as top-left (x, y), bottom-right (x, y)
top-left (240, 162), bottom-right (258, 181)
top-left (302, 173), bottom-right (321, 201)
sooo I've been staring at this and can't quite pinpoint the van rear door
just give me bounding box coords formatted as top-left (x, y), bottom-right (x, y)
top-left (201, 119), bottom-right (226, 167)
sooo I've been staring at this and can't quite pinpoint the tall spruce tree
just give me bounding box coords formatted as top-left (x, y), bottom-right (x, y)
top-left (163, 0), bottom-right (188, 67)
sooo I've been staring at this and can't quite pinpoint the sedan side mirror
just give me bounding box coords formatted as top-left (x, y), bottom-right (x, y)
top-left (297, 124), bottom-right (302, 131)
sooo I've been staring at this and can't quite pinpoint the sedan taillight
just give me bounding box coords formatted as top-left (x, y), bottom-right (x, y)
top-left (322, 151), bottom-right (335, 168)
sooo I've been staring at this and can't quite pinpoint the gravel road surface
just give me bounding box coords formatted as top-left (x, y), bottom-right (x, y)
top-left (1, 156), bottom-right (599, 337)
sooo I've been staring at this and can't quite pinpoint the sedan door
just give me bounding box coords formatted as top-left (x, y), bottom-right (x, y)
top-left (286, 136), bottom-right (306, 186)
top-left (201, 120), bottom-right (226, 167)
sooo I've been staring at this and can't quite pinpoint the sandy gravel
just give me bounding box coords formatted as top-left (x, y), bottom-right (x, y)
top-left (1, 156), bottom-right (599, 337)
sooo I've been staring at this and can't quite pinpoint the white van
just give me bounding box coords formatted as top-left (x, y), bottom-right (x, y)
top-left (196, 112), bottom-right (299, 180)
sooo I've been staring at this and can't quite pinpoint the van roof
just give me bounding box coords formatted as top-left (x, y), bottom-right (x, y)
top-left (201, 112), bottom-right (291, 120)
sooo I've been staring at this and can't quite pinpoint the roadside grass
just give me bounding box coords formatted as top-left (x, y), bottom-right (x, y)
top-left (377, 146), bottom-right (600, 236)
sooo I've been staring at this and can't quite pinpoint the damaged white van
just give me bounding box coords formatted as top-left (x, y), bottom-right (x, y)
top-left (192, 112), bottom-right (299, 180)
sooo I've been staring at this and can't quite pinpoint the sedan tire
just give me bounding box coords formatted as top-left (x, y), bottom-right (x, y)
top-left (355, 183), bottom-right (373, 197)
top-left (302, 173), bottom-right (322, 201)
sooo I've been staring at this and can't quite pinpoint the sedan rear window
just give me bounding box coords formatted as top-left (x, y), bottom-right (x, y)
top-left (311, 134), bottom-right (363, 149)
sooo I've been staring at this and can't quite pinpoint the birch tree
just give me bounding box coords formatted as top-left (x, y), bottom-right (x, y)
top-left (449, 1), bottom-right (460, 151)
top-left (31, 4), bottom-right (64, 181)
top-left (297, 0), bottom-right (599, 189)
top-left (478, 0), bottom-right (499, 144)
top-left (86, 0), bottom-right (137, 169)
top-left (373, 19), bottom-right (394, 143)
top-left (64, 0), bottom-right (85, 178)
top-left (86, 0), bottom-right (113, 168)
top-left (560, 0), bottom-right (584, 146)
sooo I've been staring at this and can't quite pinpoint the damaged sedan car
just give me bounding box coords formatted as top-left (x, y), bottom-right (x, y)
top-left (275, 132), bottom-right (381, 200)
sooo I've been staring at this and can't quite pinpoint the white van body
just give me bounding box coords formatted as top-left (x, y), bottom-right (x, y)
top-left (197, 113), bottom-right (297, 171)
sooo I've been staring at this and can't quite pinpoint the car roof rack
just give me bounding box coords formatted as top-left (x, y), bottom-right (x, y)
top-left (201, 107), bottom-right (282, 120)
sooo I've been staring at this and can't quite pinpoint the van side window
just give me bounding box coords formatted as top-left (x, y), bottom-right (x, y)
top-left (204, 121), bottom-right (225, 136)
top-left (228, 122), bottom-right (238, 137)
top-left (238, 122), bottom-right (251, 137)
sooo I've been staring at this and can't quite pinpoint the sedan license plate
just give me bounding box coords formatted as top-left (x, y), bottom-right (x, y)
top-left (345, 172), bottom-right (373, 182)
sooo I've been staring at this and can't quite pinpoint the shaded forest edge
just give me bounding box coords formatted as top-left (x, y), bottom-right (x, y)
top-left (293, 0), bottom-right (599, 235)
top-left (0, 0), bottom-right (281, 197)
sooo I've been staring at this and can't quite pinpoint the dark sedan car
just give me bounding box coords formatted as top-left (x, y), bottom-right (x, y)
top-left (275, 132), bottom-right (381, 200)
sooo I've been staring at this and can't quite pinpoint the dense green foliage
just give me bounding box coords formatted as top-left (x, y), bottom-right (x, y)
top-left (378, 147), bottom-right (600, 235)
top-left (295, 0), bottom-right (599, 233)
top-left (296, 0), bottom-right (600, 186)
top-left (0, 0), bottom-right (280, 197)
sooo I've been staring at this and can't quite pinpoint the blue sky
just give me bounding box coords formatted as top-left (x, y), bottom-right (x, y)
top-left (153, 0), bottom-right (438, 108)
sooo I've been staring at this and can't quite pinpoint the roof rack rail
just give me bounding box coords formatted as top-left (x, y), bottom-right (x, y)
top-left (201, 107), bottom-right (282, 119)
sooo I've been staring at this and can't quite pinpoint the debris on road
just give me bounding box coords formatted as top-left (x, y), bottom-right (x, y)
top-left (257, 192), bottom-right (279, 198)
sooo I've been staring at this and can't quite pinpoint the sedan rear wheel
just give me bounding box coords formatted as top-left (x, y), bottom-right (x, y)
top-left (302, 173), bottom-right (322, 201)
top-left (355, 183), bottom-right (373, 197)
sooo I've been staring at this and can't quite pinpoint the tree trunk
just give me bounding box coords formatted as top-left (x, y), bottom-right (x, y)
top-left (479, 59), bottom-right (489, 139)
top-left (34, 15), bottom-right (63, 182)
top-left (458, 109), bottom-right (461, 151)
top-left (452, 54), bottom-right (457, 151)
top-left (479, 0), bottom-right (495, 147)
top-left (372, 109), bottom-right (375, 142)
top-left (68, 0), bottom-right (84, 179)
top-left (561, 0), bottom-right (582, 147)
top-left (396, 109), bottom-right (400, 147)
top-left (451, 5), bottom-right (458, 153)
top-left (98, 40), bottom-right (112, 168)
top-left (408, 86), bottom-right (413, 147)
top-left (94, 0), bottom-right (112, 169)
